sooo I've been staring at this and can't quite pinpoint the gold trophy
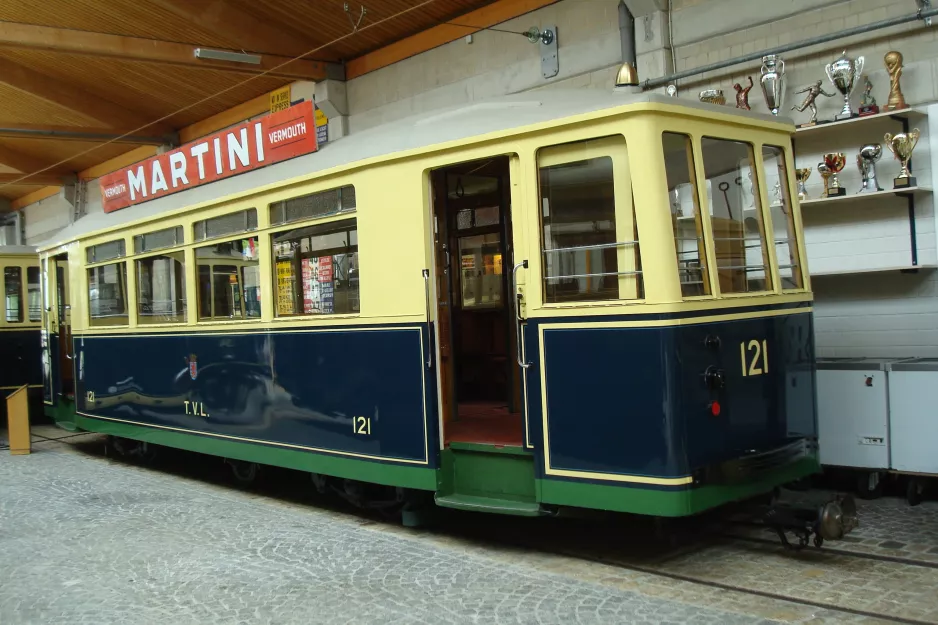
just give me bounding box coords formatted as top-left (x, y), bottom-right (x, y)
top-left (795, 168), bottom-right (811, 200)
top-left (884, 129), bottom-right (920, 188)
top-left (884, 51), bottom-right (908, 112)
top-left (822, 153), bottom-right (846, 196)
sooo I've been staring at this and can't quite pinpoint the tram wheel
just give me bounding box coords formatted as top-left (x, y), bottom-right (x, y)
top-left (856, 471), bottom-right (884, 500)
top-left (228, 460), bottom-right (260, 484)
top-left (907, 478), bottom-right (925, 507)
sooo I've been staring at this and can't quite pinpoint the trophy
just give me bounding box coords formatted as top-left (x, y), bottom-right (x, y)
top-left (859, 75), bottom-right (879, 116)
top-left (734, 76), bottom-right (753, 110)
top-left (884, 129), bottom-right (920, 188)
top-left (698, 89), bottom-right (725, 105)
top-left (791, 80), bottom-right (835, 127)
top-left (822, 153), bottom-right (846, 196)
top-left (817, 162), bottom-right (831, 197)
top-left (795, 168), bottom-right (811, 200)
top-left (857, 144), bottom-right (883, 193)
top-left (825, 50), bottom-right (864, 120)
top-left (760, 54), bottom-right (786, 116)
top-left (884, 51), bottom-right (908, 111)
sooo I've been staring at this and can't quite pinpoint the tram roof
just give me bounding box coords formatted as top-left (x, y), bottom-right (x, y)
top-left (0, 245), bottom-right (37, 256)
top-left (37, 90), bottom-right (793, 251)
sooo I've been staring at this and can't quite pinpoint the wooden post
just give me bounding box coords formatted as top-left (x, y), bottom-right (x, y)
top-left (6, 385), bottom-right (30, 455)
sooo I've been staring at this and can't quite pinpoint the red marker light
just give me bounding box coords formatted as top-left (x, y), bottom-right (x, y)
top-left (710, 401), bottom-right (721, 416)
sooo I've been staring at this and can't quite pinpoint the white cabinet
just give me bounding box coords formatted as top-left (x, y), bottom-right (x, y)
top-left (816, 358), bottom-right (895, 469)
top-left (887, 358), bottom-right (938, 475)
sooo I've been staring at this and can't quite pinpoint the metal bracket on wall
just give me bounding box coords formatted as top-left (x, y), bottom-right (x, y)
top-left (540, 25), bottom-right (558, 79)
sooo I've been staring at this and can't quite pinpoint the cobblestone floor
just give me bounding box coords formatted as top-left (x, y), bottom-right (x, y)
top-left (1, 429), bottom-right (937, 624)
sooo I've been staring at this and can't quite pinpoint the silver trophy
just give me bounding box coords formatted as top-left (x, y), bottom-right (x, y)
top-left (857, 144), bottom-right (883, 193)
top-left (760, 54), bottom-right (786, 116)
top-left (825, 50), bottom-right (865, 120)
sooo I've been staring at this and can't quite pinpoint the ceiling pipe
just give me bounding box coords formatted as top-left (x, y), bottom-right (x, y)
top-left (643, 6), bottom-right (938, 89)
top-left (0, 127), bottom-right (176, 146)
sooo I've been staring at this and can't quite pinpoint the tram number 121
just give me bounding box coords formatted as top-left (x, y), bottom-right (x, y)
top-left (352, 416), bottom-right (372, 435)
top-left (740, 339), bottom-right (769, 377)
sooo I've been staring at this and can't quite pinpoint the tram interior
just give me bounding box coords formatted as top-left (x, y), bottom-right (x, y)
top-left (431, 156), bottom-right (523, 447)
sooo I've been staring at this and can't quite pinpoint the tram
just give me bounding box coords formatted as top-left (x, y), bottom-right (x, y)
top-left (0, 245), bottom-right (42, 419)
top-left (35, 88), bottom-right (853, 539)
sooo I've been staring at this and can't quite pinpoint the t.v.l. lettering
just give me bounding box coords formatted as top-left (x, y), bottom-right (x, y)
top-left (99, 101), bottom-right (318, 213)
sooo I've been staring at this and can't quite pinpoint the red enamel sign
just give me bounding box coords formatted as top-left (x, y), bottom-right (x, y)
top-left (99, 101), bottom-right (318, 213)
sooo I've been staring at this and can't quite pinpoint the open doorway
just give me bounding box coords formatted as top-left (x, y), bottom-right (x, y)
top-left (431, 156), bottom-right (523, 447)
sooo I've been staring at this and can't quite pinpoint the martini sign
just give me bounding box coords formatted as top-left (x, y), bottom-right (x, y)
top-left (99, 101), bottom-right (318, 213)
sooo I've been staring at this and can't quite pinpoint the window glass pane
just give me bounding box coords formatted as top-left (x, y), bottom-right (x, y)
top-left (196, 238), bottom-right (261, 320)
top-left (459, 233), bottom-right (503, 308)
top-left (27, 267), bottom-right (40, 322)
top-left (86, 239), bottom-right (126, 264)
top-left (136, 253), bottom-right (186, 324)
top-left (272, 219), bottom-right (359, 316)
top-left (664, 132), bottom-right (711, 297)
top-left (88, 263), bottom-right (128, 326)
top-left (193, 209), bottom-right (257, 242)
top-left (540, 149), bottom-right (642, 303)
top-left (701, 137), bottom-right (772, 294)
top-left (269, 185), bottom-right (356, 226)
top-left (762, 145), bottom-right (803, 290)
top-left (134, 225), bottom-right (183, 254)
top-left (4, 267), bottom-right (23, 322)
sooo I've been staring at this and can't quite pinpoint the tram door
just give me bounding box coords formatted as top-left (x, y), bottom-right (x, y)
top-left (431, 156), bottom-right (524, 447)
top-left (41, 253), bottom-right (74, 410)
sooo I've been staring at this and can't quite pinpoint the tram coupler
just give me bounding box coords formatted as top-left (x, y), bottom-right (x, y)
top-left (752, 494), bottom-right (858, 549)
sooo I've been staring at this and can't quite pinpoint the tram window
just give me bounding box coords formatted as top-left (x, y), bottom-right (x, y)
top-left (663, 132), bottom-right (711, 297)
top-left (87, 263), bottom-right (128, 326)
top-left (4, 267), bottom-right (23, 323)
top-left (539, 152), bottom-right (641, 303)
top-left (193, 209), bottom-right (257, 242)
top-left (700, 137), bottom-right (772, 294)
top-left (134, 225), bottom-right (184, 254)
top-left (136, 253), bottom-right (186, 324)
top-left (86, 239), bottom-right (126, 264)
top-left (271, 219), bottom-right (359, 316)
top-left (459, 233), bottom-right (503, 308)
top-left (196, 237), bottom-right (261, 320)
top-left (762, 145), bottom-right (804, 290)
top-left (269, 185), bottom-right (356, 226)
top-left (27, 267), bottom-right (40, 322)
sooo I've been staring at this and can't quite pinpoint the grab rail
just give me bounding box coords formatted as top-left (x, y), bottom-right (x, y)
top-left (512, 260), bottom-right (531, 370)
top-left (421, 269), bottom-right (432, 369)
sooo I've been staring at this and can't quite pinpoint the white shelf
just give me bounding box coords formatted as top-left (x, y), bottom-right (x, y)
top-left (800, 186), bottom-right (931, 207)
top-left (812, 264), bottom-right (937, 277)
top-left (676, 206), bottom-right (760, 222)
top-left (795, 107), bottom-right (926, 135)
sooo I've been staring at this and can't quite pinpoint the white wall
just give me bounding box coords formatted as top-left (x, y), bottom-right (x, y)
top-left (347, 0), bottom-right (626, 132)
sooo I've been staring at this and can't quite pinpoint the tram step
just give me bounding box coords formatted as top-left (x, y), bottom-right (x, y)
top-left (437, 445), bottom-right (539, 516)
top-left (434, 493), bottom-right (545, 516)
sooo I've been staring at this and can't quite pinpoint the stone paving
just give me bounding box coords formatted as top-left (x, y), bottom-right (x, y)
top-left (1, 428), bottom-right (937, 624)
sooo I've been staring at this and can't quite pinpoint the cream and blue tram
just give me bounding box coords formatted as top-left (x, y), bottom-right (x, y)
top-left (36, 91), bottom-right (824, 520)
top-left (0, 245), bottom-right (42, 419)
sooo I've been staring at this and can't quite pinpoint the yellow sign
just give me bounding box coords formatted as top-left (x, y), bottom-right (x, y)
top-left (315, 106), bottom-right (328, 126)
top-left (270, 86), bottom-right (291, 114)
top-left (276, 261), bottom-right (295, 315)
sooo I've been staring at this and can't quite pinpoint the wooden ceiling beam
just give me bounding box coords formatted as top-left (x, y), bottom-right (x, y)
top-left (0, 122), bottom-right (169, 144)
top-left (150, 0), bottom-right (317, 58)
top-left (0, 173), bottom-right (71, 185)
top-left (0, 59), bottom-right (175, 135)
top-left (0, 143), bottom-right (74, 177)
top-left (0, 22), bottom-right (343, 81)
top-left (347, 0), bottom-right (561, 79)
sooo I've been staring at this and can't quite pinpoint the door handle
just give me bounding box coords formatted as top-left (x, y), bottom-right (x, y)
top-left (512, 260), bottom-right (531, 369)
top-left (422, 269), bottom-right (432, 369)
